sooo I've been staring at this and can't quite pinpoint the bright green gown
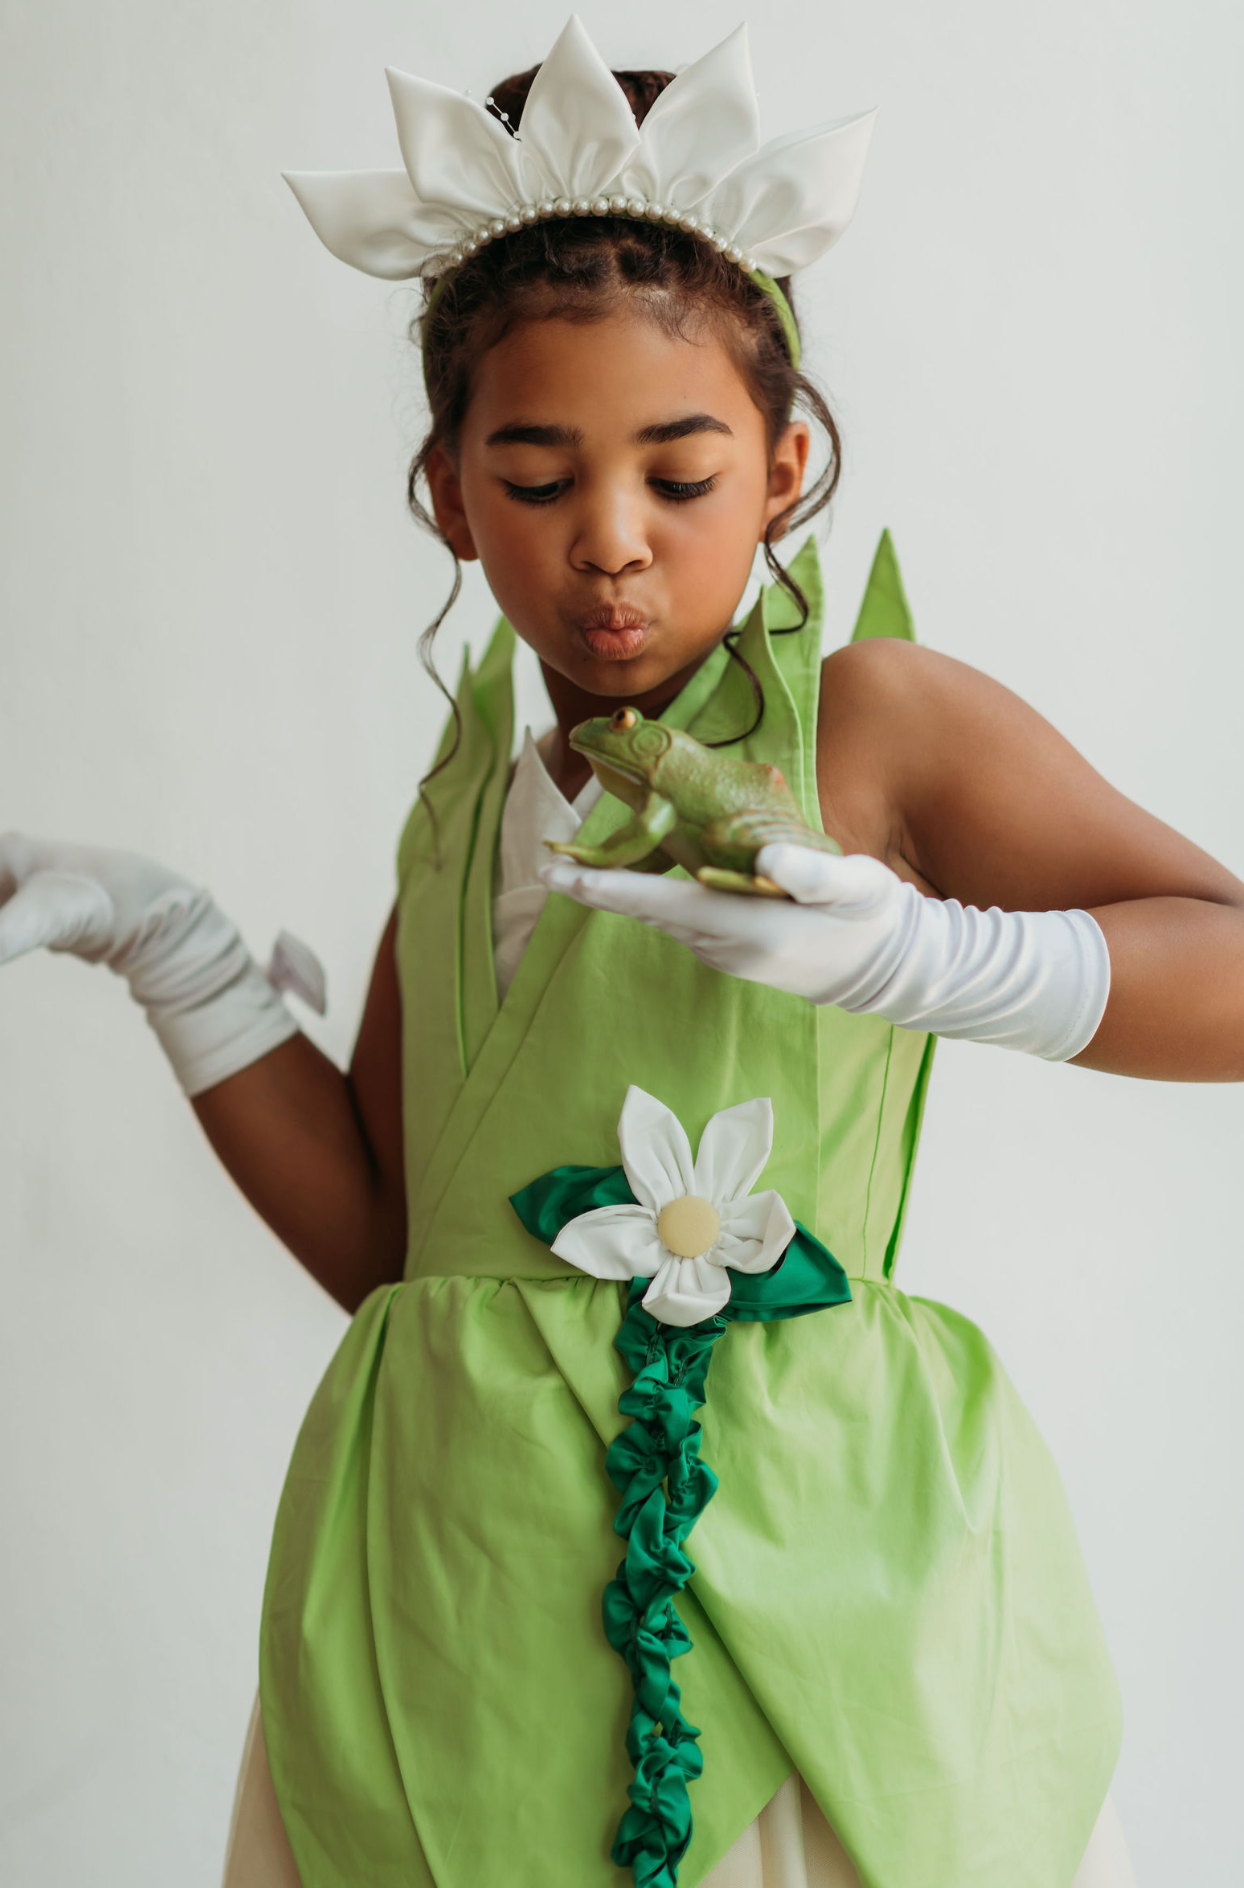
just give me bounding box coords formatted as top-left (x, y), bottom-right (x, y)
top-left (259, 537), bottom-right (1122, 1887)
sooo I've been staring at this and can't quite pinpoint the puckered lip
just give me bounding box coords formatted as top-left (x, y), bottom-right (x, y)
top-left (578, 603), bottom-right (650, 632)
top-left (573, 602), bottom-right (653, 668)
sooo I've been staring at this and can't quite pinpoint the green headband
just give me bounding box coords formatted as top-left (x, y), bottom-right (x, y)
top-left (749, 268), bottom-right (801, 372)
top-left (422, 250), bottom-right (801, 375)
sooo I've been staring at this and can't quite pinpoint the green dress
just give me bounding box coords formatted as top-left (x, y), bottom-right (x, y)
top-left (259, 537), bottom-right (1122, 1888)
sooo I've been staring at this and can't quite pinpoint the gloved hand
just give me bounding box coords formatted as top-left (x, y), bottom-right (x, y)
top-left (0, 832), bottom-right (326, 1096)
top-left (540, 842), bottom-right (1110, 1061)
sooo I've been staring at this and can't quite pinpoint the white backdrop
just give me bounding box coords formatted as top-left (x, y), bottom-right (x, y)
top-left (2, 2), bottom-right (1241, 1883)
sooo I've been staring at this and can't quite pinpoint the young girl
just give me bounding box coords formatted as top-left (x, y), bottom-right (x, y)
top-left (4, 20), bottom-right (1241, 1888)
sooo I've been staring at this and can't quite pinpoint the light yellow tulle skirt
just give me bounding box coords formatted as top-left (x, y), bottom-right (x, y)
top-left (220, 1697), bottom-right (1137, 1888)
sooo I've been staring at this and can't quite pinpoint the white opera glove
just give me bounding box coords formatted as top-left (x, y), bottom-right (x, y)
top-left (540, 843), bottom-right (1110, 1061)
top-left (0, 832), bottom-right (326, 1096)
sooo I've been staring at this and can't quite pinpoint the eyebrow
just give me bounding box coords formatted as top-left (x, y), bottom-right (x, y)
top-left (483, 413), bottom-right (733, 449)
top-left (633, 413), bottom-right (733, 445)
top-left (484, 422), bottom-right (583, 448)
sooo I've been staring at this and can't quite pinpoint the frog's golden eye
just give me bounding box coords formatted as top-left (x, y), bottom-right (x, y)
top-left (610, 708), bottom-right (639, 732)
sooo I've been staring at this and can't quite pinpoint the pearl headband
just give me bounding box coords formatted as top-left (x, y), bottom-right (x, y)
top-left (284, 16), bottom-right (876, 372)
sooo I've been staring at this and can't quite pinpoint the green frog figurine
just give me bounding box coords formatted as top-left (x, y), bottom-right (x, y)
top-left (545, 707), bottom-right (841, 897)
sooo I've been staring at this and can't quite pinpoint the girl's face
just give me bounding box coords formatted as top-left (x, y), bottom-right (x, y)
top-left (426, 308), bottom-right (809, 705)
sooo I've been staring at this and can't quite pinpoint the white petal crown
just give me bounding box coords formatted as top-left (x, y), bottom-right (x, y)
top-left (551, 1085), bottom-right (797, 1327)
top-left (283, 16), bottom-right (876, 297)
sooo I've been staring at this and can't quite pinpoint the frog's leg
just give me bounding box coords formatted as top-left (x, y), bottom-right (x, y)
top-left (694, 811), bottom-right (841, 897)
top-left (703, 812), bottom-right (843, 862)
top-left (545, 791), bottom-right (677, 869)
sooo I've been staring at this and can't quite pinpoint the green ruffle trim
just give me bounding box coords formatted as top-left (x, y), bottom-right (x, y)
top-left (510, 1164), bottom-right (851, 1887)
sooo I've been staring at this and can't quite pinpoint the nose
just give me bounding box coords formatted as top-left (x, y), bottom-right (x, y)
top-left (569, 479), bottom-right (653, 579)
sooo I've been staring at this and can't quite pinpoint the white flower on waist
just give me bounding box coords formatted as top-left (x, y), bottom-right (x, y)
top-left (552, 1085), bottom-right (796, 1327)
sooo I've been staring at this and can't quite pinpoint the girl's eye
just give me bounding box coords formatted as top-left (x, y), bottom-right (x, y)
top-left (500, 475), bottom-right (718, 506)
top-left (503, 480), bottom-right (569, 506)
top-left (651, 476), bottom-right (718, 502)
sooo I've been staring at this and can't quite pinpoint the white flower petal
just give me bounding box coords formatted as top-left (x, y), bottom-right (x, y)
top-left (385, 71), bottom-right (530, 228)
top-left (517, 16), bottom-right (641, 201)
top-left (642, 1255), bottom-right (732, 1327)
top-left (716, 1190), bottom-right (797, 1273)
top-left (618, 1085), bottom-right (695, 1212)
top-left (692, 1097), bottom-right (773, 1203)
top-left (614, 24), bottom-right (760, 210)
top-left (701, 110), bottom-right (878, 276)
top-left (551, 1204), bottom-right (663, 1280)
top-left (282, 169), bottom-right (435, 279)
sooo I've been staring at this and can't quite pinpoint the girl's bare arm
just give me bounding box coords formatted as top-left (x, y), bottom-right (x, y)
top-left (190, 905), bottom-right (407, 1311)
top-left (819, 641), bottom-right (1244, 1081)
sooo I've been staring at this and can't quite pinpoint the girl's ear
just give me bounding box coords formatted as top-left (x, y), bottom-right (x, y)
top-left (425, 446), bottom-right (480, 562)
top-left (762, 421), bottom-right (811, 541)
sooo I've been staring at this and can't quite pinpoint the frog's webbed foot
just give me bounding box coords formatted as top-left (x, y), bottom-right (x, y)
top-left (695, 866), bottom-right (791, 898)
top-left (546, 838), bottom-right (640, 868)
top-left (545, 836), bottom-right (664, 869)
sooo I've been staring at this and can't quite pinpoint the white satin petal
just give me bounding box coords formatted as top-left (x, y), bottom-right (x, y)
top-left (642, 1256), bottom-right (732, 1327)
top-left (551, 1203), bottom-right (662, 1280)
top-left (287, 22), bottom-right (878, 291)
top-left (617, 1085), bottom-right (696, 1212)
top-left (615, 24), bottom-right (760, 210)
top-left (385, 72), bottom-right (527, 225)
top-left (716, 1190), bottom-right (797, 1272)
top-left (282, 170), bottom-right (434, 279)
top-left (693, 1096), bottom-right (773, 1203)
top-left (518, 16), bottom-right (641, 200)
top-left (703, 110), bottom-right (878, 274)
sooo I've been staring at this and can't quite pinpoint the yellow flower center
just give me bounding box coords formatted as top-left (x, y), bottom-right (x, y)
top-left (657, 1194), bottom-right (722, 1260)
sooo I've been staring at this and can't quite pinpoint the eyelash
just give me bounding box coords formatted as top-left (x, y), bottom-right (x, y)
top-left (502, 476), bottom-right (718, 507)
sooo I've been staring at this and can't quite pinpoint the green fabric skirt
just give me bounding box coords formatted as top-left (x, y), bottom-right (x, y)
top-left (259, 1271), bottom-right (1121, 1888)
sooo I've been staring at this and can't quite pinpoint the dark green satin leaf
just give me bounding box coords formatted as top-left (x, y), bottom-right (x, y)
top-left (509, 1162), bottom-right (633, 1245)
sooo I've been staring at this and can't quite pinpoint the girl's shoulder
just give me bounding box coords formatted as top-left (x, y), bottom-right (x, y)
top-left (814, 639), bottom-right (939, 877)
top-left (814, 637), bottom-right (1090, 890)
top-left (816, 632), bottom-right (1244, 915)
top-left (820, 635), bottom-right (992, 728)
top-left (816, 639), bottom-right (996, 873)
top-left (818, 636), bottom-right (1054, 785)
